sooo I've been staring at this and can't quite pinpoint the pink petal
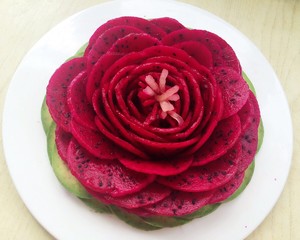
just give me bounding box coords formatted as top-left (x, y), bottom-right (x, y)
top-left (168, 93), bottom-right (180, 101)
top-left (143, 86), bottom-right (155, 96)
top-left (160, 100), bottom-right (175, 112)
top-left (159, 69), bottom-right (168, 92)
top-left (168, 111), bottom-right (184, 125)
top-left (156, 85), bottom-right (179, 102)
top-left (145, 75), bottom-right (159, 93)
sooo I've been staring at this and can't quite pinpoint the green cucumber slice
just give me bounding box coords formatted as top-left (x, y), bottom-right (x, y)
top-left (142, 215), bottom-right (191, 228)
top-left (47, 123), bottom-right (91, 199)
top-left (243, 71), bottom-right (256, 95)
top-left (224, 161), bottom-right (255, 202)
top-left (180, 204), bottom-right (221, 220)
top-left (41, 97), bottom-right (53, 134)
top-left (80, 197), bottom-right (112, 214)
top-left (257, 120), bottom-right (264, 152)
top-left (109, 206), bottom-right (162, 231)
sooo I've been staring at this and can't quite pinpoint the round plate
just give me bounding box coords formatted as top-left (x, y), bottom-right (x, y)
top-left (2, 0), bottom-right (293, 239)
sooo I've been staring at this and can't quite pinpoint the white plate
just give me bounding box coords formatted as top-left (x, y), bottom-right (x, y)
top-left (2, 0), bottom-right (293, 239)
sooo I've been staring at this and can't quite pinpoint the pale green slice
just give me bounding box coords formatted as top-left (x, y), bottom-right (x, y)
top-left (41, 97), bottom-right (53, 134)
top-left (109, 206), bottom-right (162, 231)
top-left (80, 197), bottom-right (111, 214)
top-left (47, 123), bottom-right (91, 199)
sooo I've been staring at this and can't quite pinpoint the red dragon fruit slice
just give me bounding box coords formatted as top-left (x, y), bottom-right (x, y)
top-left (209, 171), bottom-right (245, 204)
top-left (70, 120), bottom-right (118, 160)
top-left (106, 33), bottom-right (161, 56)
top-left (86, 33), bottom-right (161, 102)
top-left (237, 93), bottom-right (255, 131)
top-left (141, 45), bottom-right (211, 74)
top-left (67, 139), bottom-right (156, 197)
top-left (221, 46), bottom-right (242, 74)
top-left (55, 126), bottom-right (72, 163)
top-left (238, 117), bottom-right (259, 172)
top-left (90, 182), bottom-right (172, 209)
top-left (143, 190), bottom-right (213, 216)
top-left (248, 91), bottom-right (261, 128)
top-left (86, 53), bottom-right (121, 102)
top-left (173, 41), bottom-right (213, 69)
top-left (214, 66), bottom-right (249, 119)
top-left (149, 17), bottom-right (186, 33)
top-left (184, 87), bottom-right (224, 155)
top-left (162, 29), bottom-right (222, 69)
top-left (198, 31), bottom-right (241, 73)
top-left (84, 16), bottom-right (166, 55)
top-left (87, 25), bottom-right (143, 67)
top-left (46, 57), bottom-right (86, 132)
top-left (118, 153), bottom-right (193, 176)
top-left (238, 92), bottom-right (260, 172)
top-left (192, 114), bottom-right (241, 166)
top-left (102, 44), bottom-right (208, 82)
top-left (94, 116), bottom-right (150, 159)
top-left (162, 28), bottom-right (241, 73)
top-left (157, 142), bottom-right (241, 192)
top-left (67, 71), bottom-right (97, 130)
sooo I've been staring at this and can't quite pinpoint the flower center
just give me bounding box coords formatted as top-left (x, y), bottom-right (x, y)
top-left (140, 69), bottom-right (183, 125)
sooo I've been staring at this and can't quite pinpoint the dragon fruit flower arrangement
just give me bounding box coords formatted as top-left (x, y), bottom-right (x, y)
top-left (42, 16), bottom-right (263, 230)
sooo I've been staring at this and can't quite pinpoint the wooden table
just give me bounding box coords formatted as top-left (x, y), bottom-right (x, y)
top-left (0, 0), bottom-right (298, 239)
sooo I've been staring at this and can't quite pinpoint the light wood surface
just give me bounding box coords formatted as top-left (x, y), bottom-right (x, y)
top-left (0, 0), bottom-right (299, 239)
